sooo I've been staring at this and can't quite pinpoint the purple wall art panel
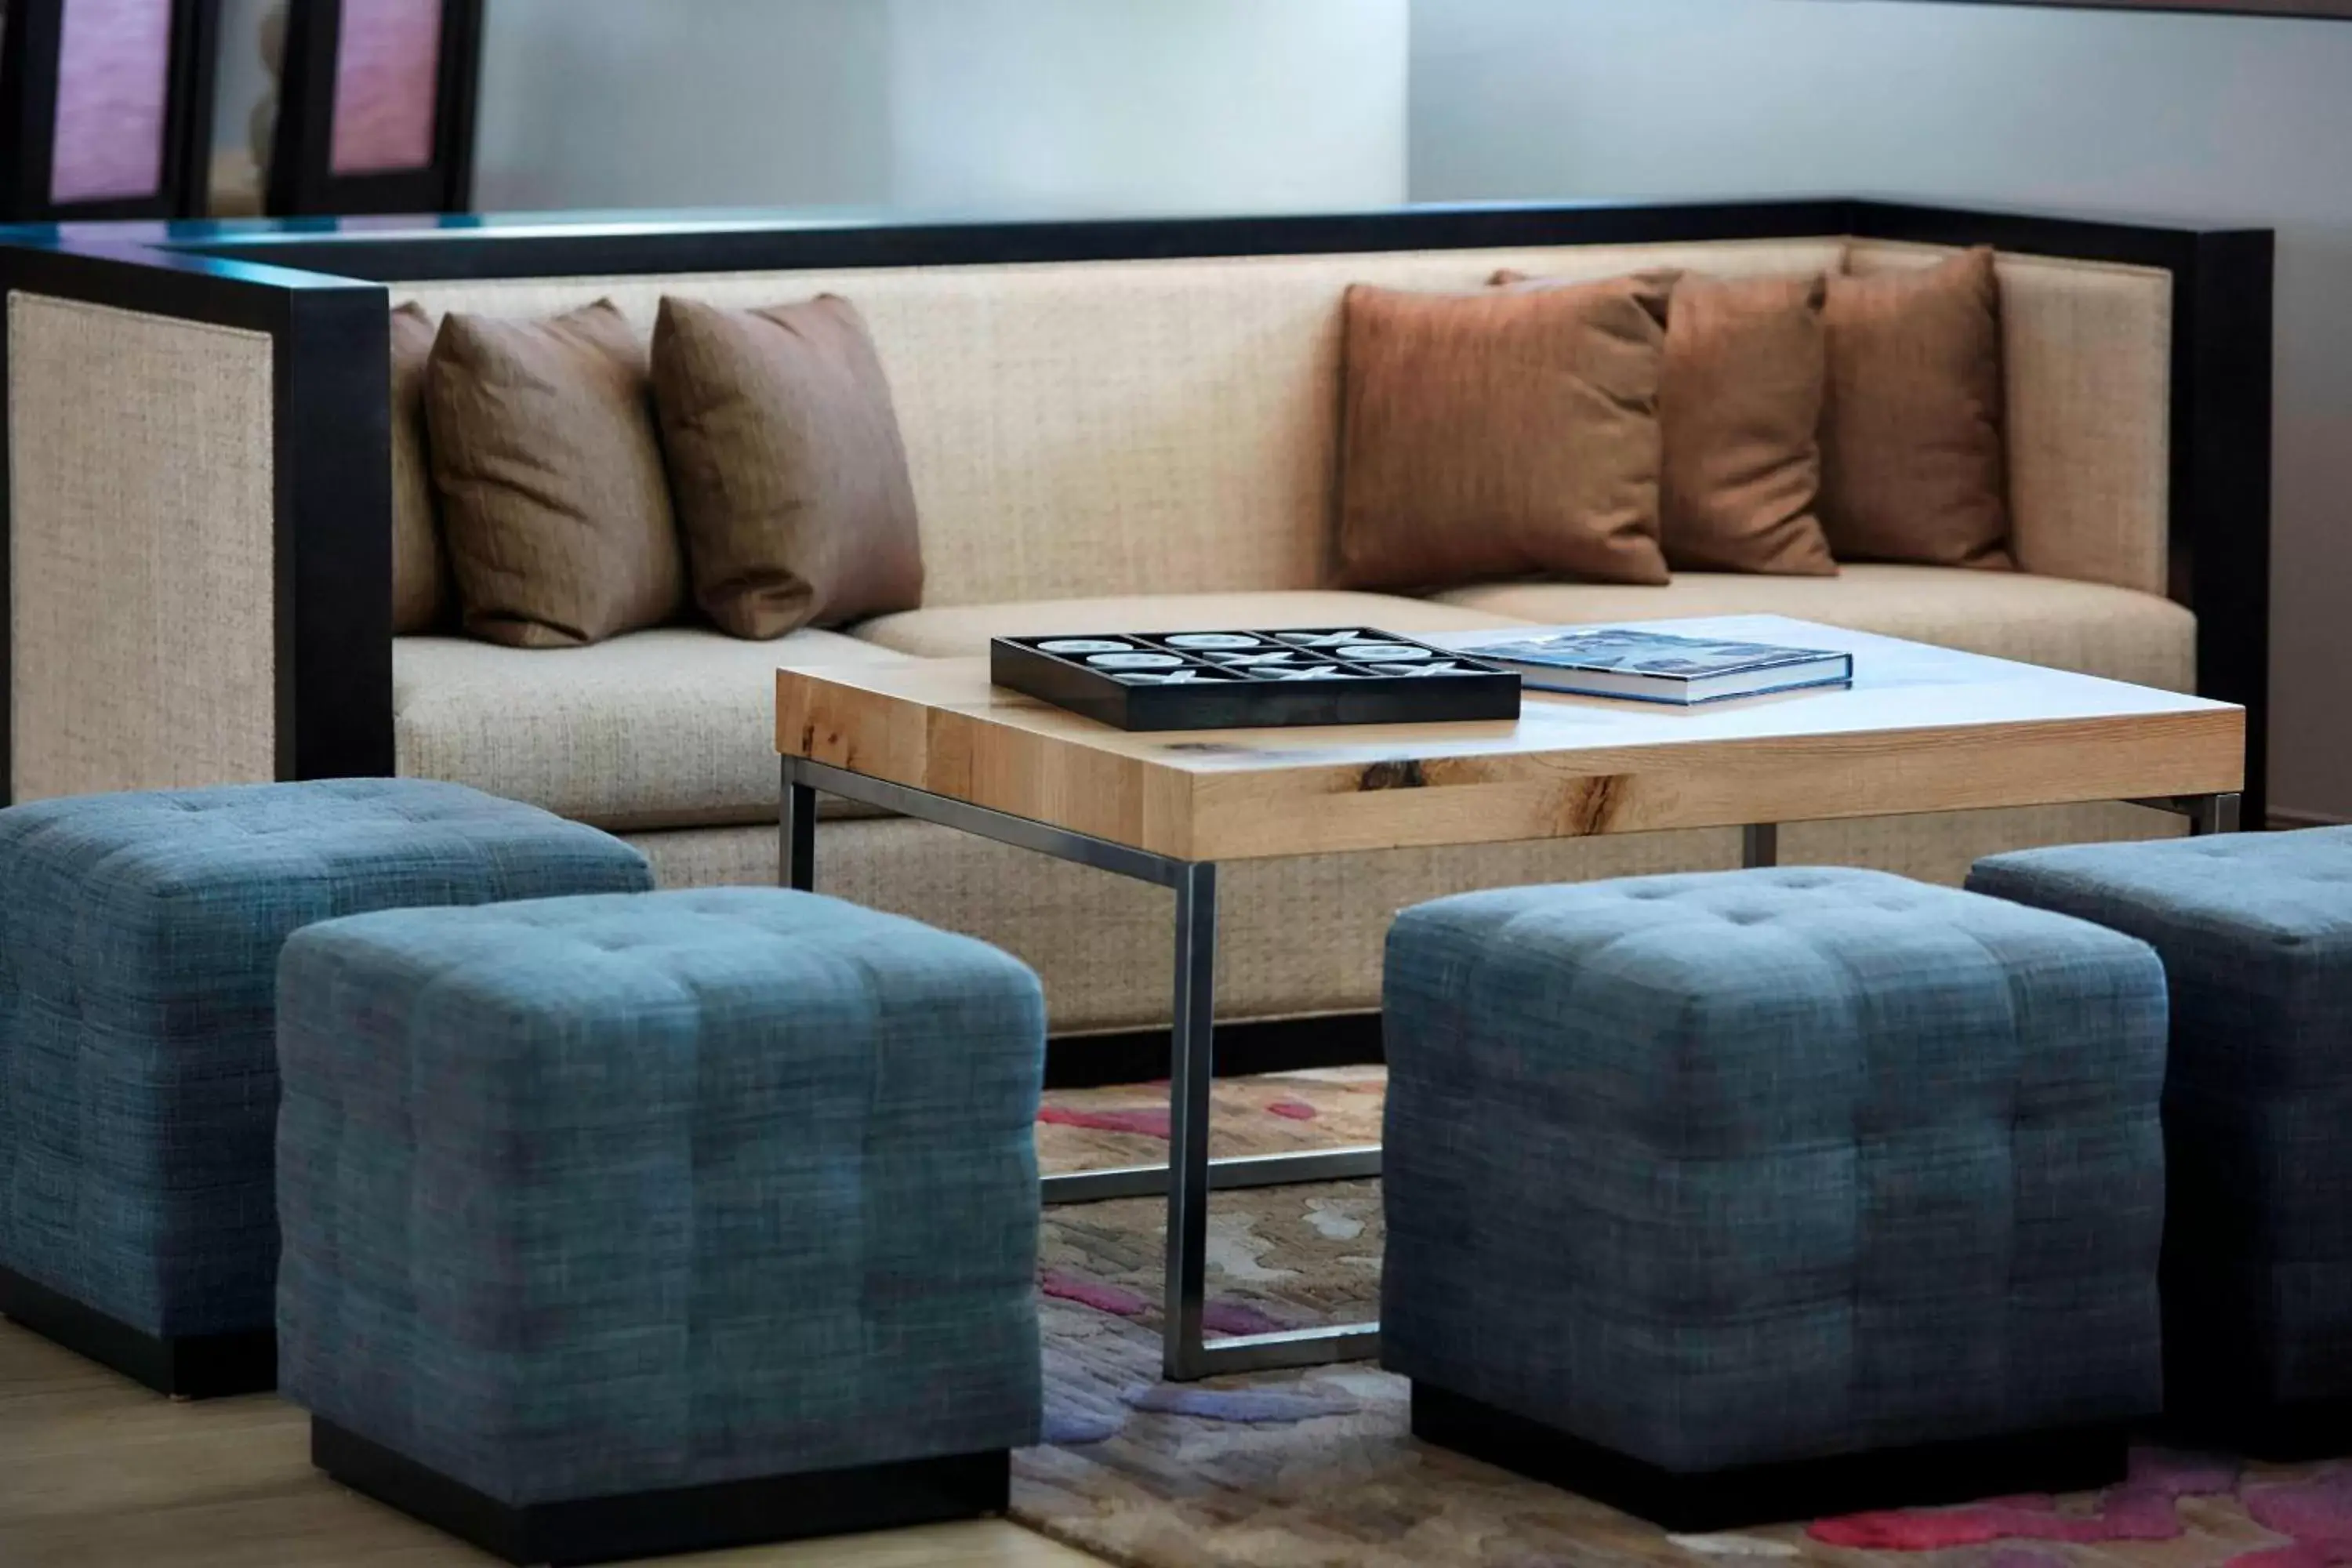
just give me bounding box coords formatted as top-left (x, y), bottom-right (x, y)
top-left (49, 0), bottom-right (172, 204)
top-left (330, 0), bottom-right (441, 175)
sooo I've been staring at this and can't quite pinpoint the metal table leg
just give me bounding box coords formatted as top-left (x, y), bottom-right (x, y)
top-left (2129, 791), bottom-right (2244, 836)
top-left (2189, 792), bottom-right (2243, 836)
top-left (780, 757), bottom-right (817, 891)
top-left (780, 753), bottom-right (1381, 1379)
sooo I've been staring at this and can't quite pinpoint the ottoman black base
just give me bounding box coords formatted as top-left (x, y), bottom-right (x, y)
top-left (1410, 1382), bottom-right (2130, 1533)
top-left (2161, 1396), bottom-right (2352, 1465)
top-left (313, 1419), bottom-right (1012, 1567)
top-left (0, 1265), bottom-right (274, 1399)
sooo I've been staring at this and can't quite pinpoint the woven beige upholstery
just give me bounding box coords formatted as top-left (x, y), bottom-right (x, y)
top-left (7, 294), bottom-right (277, 800)
top-left (1435, 564), bottom-right (2194, 691)
top-left (626, 800), bottom-right (2183, 1035)
top-left (852, 589), bottom-right (1527, 659)
top-left (1849, 241), bottom-right (2172, 596)
top-left (393, 241), bottom-right (1846, 609)
top-left (394, 626), bottom-right (908, 830)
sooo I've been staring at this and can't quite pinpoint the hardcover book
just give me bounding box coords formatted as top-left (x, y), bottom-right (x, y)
top-left (1442, 626), bottom-right (1853, 705)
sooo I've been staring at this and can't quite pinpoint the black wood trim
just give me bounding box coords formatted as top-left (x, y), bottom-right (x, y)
top-left (313, 1419), bottom-right (1009, 1566)
top-left (1410, 1381), bottom-right (2130, 1534)
top-left (0, 1265), bottom-right (276, 1398)
top-left (2173, 230), bottom-right (2274, 826)
top-left (180, 197), bottom-right (1860, 281)
top-left (0, 0), bottom-right (219, 223)
top-left (267, 0), bottom-right (486, 219)
top-left (277, 287), bottom-right (397, 782)
top-left (1047, 1012), bottom-right (1382, 1091)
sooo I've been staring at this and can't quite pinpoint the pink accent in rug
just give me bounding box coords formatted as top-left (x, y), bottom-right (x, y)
top-left (1267, 1099), bottom-right (1319, 1121)
top-left (1040, 1270), bottom-right (1151, 1317)
top-left (1123, 1384), bottom-right (1359, 1424)
top-left (1810, 1449), bottom-right (2238, 1552)
top-left (1038, 1105), bottom-right (1171, 1139)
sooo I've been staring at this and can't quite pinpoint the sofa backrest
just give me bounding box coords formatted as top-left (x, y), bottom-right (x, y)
top-left (393, 236), bottom-right (2171, 608)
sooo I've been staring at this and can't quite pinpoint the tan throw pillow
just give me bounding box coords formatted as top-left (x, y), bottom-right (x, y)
top-left (426, 299), bottom-right (685, 648)
top-left (1820, 245), bottom-right (2011, 568)
top-left (389, 302), bottom-right (448, 633)
top-left (1492, 267), bottom-right (1834, 575)
top-left (1335, 274), bottom-right (1674, 592)
top-left (651, 295), bottom-right (924, 640)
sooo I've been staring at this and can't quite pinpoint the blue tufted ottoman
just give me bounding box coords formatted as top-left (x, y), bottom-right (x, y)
top-left (275, 887), bottom-right (1046, 1566)
top-left (0, 779), bottom-right (649, 1398)
top-left (1381, 866), bottom-right (2170, 1530)
top-left (1969, 826), bottom-right (2352, 1460)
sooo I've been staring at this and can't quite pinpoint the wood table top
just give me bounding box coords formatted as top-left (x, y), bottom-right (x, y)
top-left (777, 615), bottom-right (2244, 862)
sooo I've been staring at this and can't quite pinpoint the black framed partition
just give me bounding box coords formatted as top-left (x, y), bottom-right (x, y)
top-left (265, 0), bottom-right (482, 216)
top-left (0, 199), bottom-right (2277, 824)
top-left (0, 0), bottom-right (219, 221)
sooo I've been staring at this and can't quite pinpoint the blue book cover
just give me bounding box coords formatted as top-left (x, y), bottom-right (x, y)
top-left (1450, 626), bottom-right (1854, 705)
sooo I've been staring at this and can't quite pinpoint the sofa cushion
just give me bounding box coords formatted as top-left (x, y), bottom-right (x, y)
top-left (389, 303), bottom-right (447, 634)
top-left (1821, 247), bottom-right (2012, 571)
top-left (1434, 564), bottom-right (2192, 691)
top-left (1335, 275), bottom-right (1674, 592)
top-left (849, 590), bottom-right (1529, 659)
top-left (394, 628), bottom-right (910, 831)
top-left (652, 294), bottom-right (924, 639)
top-left (426, 299), bottom-right (686, 648)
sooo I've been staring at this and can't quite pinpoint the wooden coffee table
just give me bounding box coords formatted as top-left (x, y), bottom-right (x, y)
top-left (775, 614), bottom-right (2244, 1381)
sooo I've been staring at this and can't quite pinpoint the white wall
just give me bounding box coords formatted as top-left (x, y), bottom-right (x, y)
top-left (469, 0), bottom-right (1406, 216)
top-left (885, 0), bottom-right (1408, 215)
top-left (1411, 0), bottom-right (2352, 822)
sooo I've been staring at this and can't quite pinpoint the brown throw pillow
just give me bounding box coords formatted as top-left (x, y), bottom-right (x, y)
top-left (1335, 274), bottom-right (1675, 592)
top-left (651, 295), bottom-right (924, 640)
top-left (1657, 272), bottom-right (1836, 575)
top-left (389, 302), bottom-right (448, 633)
top-left (1819, 246), bottom-right (2011, 568)
top-left (1493, 267), bottom-right (1834, 575)
top-left (426, 299), bottom-right (685, 648)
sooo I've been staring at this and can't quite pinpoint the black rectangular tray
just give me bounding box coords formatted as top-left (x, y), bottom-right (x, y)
top-left (989, 628), bottom-right (1522, 731)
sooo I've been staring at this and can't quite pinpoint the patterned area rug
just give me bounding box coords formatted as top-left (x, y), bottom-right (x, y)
top-left (1019, 1069), bottom-right (2352, 1568)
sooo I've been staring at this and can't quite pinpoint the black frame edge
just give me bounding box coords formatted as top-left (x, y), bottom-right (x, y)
top-left (277, 285), bottom-right (397, 782)
top-left (1409, 1381), bottom-right (2132, 1534)
top-left (267, 0), bottom-right (486, 219)
top-left (2175, 229), bottom-right (2274, 825)
top-left (0, 1264), bottom-right (276, 1398)
top-left (0, 0), bottom-right (220, 223)
top-left (313, 1417), bottom-right (1011, 1566)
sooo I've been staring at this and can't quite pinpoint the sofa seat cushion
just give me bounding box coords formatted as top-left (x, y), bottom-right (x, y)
top-left (1433, 564), bottom-right (2193, 690)
top-left (850, 590), bottom-right (1528, 659)
top-left (394, 627), bottom-right (911, 832)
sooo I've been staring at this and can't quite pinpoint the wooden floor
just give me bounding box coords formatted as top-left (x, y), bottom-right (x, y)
top-left (0, 1319), bottom-right (1105, 1568)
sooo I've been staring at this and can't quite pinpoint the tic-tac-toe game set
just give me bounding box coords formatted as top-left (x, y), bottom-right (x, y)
top-left (989, 628), bottom-right (1523, 731)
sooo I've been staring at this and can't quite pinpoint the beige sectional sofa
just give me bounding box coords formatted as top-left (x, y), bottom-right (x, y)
top-left (0, 203), bottom-right (2273, 1041)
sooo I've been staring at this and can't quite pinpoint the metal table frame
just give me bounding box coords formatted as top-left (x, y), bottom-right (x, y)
top-left (783, 752), bottom-right (2239, 1382)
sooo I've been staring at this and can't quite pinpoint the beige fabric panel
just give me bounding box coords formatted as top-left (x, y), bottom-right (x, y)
top-left (394, 626), bottom-right (907, 830)
top-left (854, 587), bottom-right (1526, 659)
top-left (628, 800), bottom-right (2182, 1035)
top-left (391, 240), bottom-right (1846, 609)
top-left (1847, 241), bottom-right (2171, 597)
top-left (1436, 563), bottom-right (2195, 691)
top-left (8, 293), bottom-right (277, 800)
